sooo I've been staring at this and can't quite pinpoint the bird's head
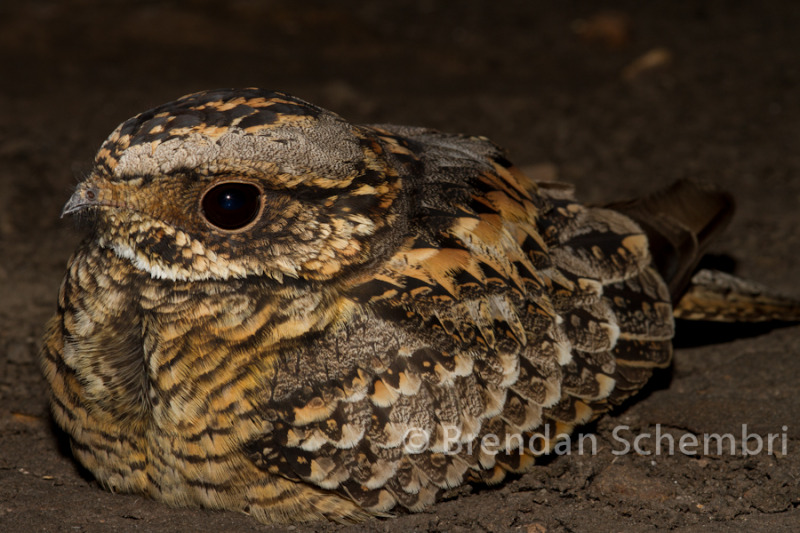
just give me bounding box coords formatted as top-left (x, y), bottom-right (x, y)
top-left (64, 88), bottom-right (409, 283)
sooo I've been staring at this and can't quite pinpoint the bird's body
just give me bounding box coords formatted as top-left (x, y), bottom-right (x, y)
top-left (41, 89), bottom-right (800, 524)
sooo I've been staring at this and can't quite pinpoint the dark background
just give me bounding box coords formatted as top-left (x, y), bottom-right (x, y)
top-left (1, 1), bottom-right (798, 531)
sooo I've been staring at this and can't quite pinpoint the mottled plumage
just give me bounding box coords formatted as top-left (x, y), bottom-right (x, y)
top-left (41, 88), bottom-right (800, 524)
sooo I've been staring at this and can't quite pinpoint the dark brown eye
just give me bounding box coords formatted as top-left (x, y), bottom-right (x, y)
top-left (201, 182), bottom-right (261, 230)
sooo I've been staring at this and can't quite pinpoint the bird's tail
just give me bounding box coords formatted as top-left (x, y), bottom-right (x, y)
top-left (672, 269), bottom-right (800, 322)
top-left (607, 179), bottom-right (800, 322)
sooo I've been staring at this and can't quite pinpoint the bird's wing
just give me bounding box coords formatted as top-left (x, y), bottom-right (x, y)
top-left (248, 127), bottom-right (673, 513)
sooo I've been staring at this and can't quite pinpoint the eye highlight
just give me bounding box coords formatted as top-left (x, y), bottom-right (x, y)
top-left (201, 182), bottom-right (262, 230)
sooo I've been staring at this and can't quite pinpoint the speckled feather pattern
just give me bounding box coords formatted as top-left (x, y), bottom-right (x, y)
top-left (42, 88), bottom-right (677, 523)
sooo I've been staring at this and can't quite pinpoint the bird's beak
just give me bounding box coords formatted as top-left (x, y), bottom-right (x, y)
top-left (61, 180), bottom-right (112, 218)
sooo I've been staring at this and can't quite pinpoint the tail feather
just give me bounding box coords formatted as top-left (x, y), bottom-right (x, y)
top-left (606, 179), bottom-right (735, 301)
top-left (608, 179), bottom-right (800, 323)
top-left (674, 269), bottom-right (800, 322)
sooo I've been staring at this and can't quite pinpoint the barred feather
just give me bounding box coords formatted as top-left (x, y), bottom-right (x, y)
top-left (42, 88), bottom-right (797, 525)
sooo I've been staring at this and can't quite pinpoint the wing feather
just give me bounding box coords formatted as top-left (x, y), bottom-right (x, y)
top-left (249, 127), bottom-right (674, 512)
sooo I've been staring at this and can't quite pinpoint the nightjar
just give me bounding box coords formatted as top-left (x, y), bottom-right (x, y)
top-left (42, 88), bottom-right (800, 524)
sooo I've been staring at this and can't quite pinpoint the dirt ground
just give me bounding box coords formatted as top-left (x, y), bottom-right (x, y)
top-left (1, 1), bottom-right (799, 531)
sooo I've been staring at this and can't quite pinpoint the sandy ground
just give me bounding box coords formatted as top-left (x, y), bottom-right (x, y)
top-left (1, 1), bottom-right (799, 531)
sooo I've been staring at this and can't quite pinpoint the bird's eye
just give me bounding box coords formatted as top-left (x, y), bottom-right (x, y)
top-left (201, 182), bottom-right (262, 230)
